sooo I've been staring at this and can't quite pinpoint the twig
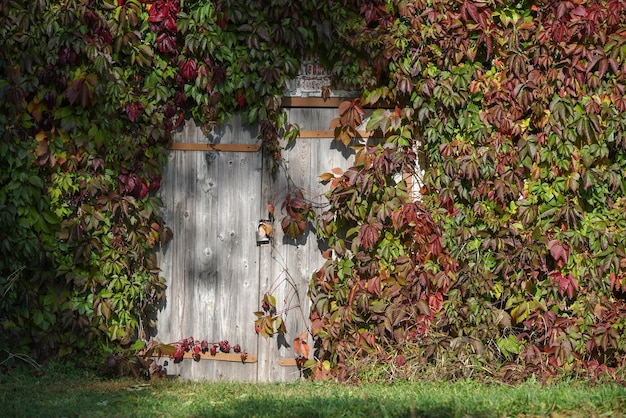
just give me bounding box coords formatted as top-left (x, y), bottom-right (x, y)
top-left (1, 349), bottom-right (42, 372)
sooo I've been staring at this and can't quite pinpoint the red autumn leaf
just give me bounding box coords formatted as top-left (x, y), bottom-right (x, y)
top-left (367, 276), bottom-right (381, 296)
top-left (358, 222), bottom-right (381, 249)
top-left (391, 208), bottom-right (404, 230)
top-left (548, 239), bottom-right (569, 267)
top-left (148, 3), bottom-right (166, 23)
top-left (125, 101), bottom-right (145, 123)
top-left (174, 112), bottom-right (185, 128)
top-left (550, 270), bottom-right (578, 299)
top-left (236, 91), bottom-right (247, 107)
top-left (156, 33), bottom-right (177, 55)
top-left (442, 196), bottom-right (455, 215)
top-left (281, 215), bottom-right (307, 239)
top-left (310, 312), bottom-right (324, 336)
top-left (163, 102), bottom-right (177, 118)
top-left (359, 331), bottom-right (376, 348)
top-left (608, 272), bottom-right (626, 292)
top-left (402, 202), bottom-right (424, 227)
top-left (149, 175), bottom-right (161, 192)
top-left (148, 0), bottom-right (179, 30)
top-left (293, 332), bottom-right (310, 358)
top-left (396, 355), bottom-right (406, 367)
top-left (429, 291), bottom-right (444, 313)
top-left (179, 58), bottom-right (198, 81)
top-left (566, 274), bottom-right (579, 299)
top-left (139, 181), bottom-right (149, 199)
top-left (282, 189), bottom-right (310, 215)
top-left (361, 3), bottom-right (385, 25)
top-left (429, 234), bottom-right (442, 256)
top-left (163, 15), bottom-right (177, 32)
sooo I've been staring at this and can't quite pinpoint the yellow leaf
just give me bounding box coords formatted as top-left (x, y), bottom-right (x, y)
top-left (333, 126), bottom-right (353, 145)
top-left (260, 223), bottom-right (273, 236)
top-left (319, 172), bottom-right (334, 182)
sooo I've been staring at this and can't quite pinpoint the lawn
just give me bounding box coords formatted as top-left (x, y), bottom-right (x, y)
top-left (1, 361), bottom-right (625, 417)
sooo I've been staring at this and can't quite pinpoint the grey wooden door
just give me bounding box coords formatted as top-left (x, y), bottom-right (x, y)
top-left (156, 114), bottom-right (264, 381)
top-left (156, 108), bottom-right (353, 382)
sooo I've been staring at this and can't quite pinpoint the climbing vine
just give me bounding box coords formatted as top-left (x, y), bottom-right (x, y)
top-left (3, 0), bottom-right (626, 384)
top-left (311, 0), bottom-right (626, 381)
top-left (0, 0), bottom-right (350, 360)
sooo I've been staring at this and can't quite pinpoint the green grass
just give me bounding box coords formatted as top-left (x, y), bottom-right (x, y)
top-left (1, 362), bottom-right (625, 417)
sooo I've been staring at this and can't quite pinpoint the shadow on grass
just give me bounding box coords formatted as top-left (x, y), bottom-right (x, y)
top-left (187, 395), bottom-right (492, 418)
top-left (2, 386), bottom-right (491, 418)
top-left (3, 366), bottom-right (624, 418)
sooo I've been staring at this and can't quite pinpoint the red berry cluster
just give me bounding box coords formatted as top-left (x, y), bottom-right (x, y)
top-left (218, 340), bottom-right (230, 353)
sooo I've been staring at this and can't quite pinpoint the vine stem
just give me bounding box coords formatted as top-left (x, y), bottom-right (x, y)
top-left (1, 349), bottom-right (42, 372)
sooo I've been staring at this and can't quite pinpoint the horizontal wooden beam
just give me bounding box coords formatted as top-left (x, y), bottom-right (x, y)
top-left (282, 97), bottom-right (355, 108)
top-left (169, 143), bottom-right (261, 152)
top-left (156, 352), bottom-right (257, 363)
top-left (281, 96), bottom-right (392, 109)
top-left (277, 358), bottom-right (298, 367)
top-left (298, 129), bottom-right (371, 138)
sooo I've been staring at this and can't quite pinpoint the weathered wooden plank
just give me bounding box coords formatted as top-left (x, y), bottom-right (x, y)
top-left (256, 108), bottom-right (317, 382)
top-left (257, 107), bottom-right (351, 381)
top-left (284, 110), bottom-right (313, 354)
top-left (254, 154), bottom-right (276, 382)
top-left (156, 115), bottom-right (263, 381)
top-left (169, 143), bottom-right (260, 152)
top-left (216, 116), bottom-right (261, 381)
top-left (187, 130), bottom-right (219, 381)
top-left (156, 118), bottom-right (202, 372)
top-left (297, 108), bottom-right (343, 364)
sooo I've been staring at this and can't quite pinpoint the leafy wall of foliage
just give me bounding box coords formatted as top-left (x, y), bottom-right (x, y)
top-left (310, 0), bottom-right (626, 381)
top-left (0, 0), bottom-right (348, 360)
top-left (3, 0), bottom-right (626, 384)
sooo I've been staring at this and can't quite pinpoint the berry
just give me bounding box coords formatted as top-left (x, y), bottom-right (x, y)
top-left (218, 340), bottom-right (230, 353)
top-left (172, 344), bottom-right (184, 363)
top-left (192, 345), bottom-right (201, 362)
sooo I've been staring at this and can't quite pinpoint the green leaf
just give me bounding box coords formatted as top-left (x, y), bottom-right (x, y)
top-left (497, 335), bottom-right (520, 355)
top-left (130, 339), bottom-right (146, 351)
